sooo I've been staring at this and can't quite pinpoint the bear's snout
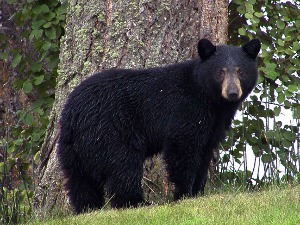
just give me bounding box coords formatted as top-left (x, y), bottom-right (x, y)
top-left (221, 68), bottom-right (243, 101)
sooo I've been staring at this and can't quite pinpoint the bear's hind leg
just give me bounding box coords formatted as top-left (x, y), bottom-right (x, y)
top-left (106, 154), bottom-right (144, 208)
top-left (192, 170), bottom-right (208, 196)
top-left (169, 171), bottom-right (195, 201)
top-left (65, 172), bottom-right (105, 214)
top-left (164, 149), bottom-right (196, 200)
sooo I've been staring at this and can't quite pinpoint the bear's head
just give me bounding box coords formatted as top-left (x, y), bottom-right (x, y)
top-left (197, 38), bottom-right (261, 102)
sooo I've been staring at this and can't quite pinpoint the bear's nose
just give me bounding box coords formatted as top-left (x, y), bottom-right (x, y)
top-left (228, 92), bottom-right (238, 101)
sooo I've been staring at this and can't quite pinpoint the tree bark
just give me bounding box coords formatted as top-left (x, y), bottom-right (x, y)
top-left (33, 0), bottom-right (228, 216)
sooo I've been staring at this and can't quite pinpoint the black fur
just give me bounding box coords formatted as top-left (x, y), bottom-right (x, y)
top-left (242, 39), bottom-right (261, 60)
top-left (58, 39), bottom-right (260, 213)
top-left (198, 38), bottom-right (216, 61)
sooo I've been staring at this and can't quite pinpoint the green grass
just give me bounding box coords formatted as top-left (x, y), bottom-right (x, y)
top-left (25, 186), bottom-right (299, 225)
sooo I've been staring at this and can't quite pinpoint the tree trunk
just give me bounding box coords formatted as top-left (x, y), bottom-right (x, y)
top-left (33, 0), bottom-right (228, 216)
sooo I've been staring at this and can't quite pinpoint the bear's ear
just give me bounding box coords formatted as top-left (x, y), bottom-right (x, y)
top-left (197, 39), bottom-right (216, 61)
top-left (242, 39), bottom-right (261, 59)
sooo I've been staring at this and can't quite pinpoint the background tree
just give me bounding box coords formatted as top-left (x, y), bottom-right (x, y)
top-left (33, 0), bottom-right (228, 216)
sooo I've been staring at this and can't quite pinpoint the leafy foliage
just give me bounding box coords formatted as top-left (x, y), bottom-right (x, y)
top-left (221, 0), bottom-right (300, 187)
top-left (0, 0), bottom-right (67, 223)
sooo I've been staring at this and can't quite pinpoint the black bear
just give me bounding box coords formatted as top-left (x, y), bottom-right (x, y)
top-left (58, 38), bottom-right (260, 213)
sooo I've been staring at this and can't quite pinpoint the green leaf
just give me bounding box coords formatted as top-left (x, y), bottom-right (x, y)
top-left (14, 139), bottom-right (23, 146)
top-left (12, 53), bottom-right (22, 68)
top-left (287, 84), bottom-right (298, 93)
top-left (44, 12), bottom-right (56, 21)
top-left (284, 36), bottom-right (291, 41)
top-left (237, 5), bottom-right (246, 14)
top-left (283, 131), bottom-right (296, 142)
top-left (277, 39), bottom-right (284, 46)
top-left (23, 80), bottom-right (33, 93)
top-left (31, 99), bottom-right (45, 109)
top-left (7, 146), bottom-right (15, 153)
top-left (57, 4), bottom-right (67, 15)
top-left (238, 28), bottom-right (246, 36)
top-left (41, 4), bottom-right (50, 13)
top-left (32, 5), bottom-right (43, 14)
top-left (25, 114), bottom-right (34, 126)
top-left (32, 20), bottom-right (46, 29)
top-left (42, 41), bottom-right (51, 50)
top-left (245, 4), bottom-right (254, 13)
top-left (284, 48), bottom-right (293, 55)
top-left (255, 75), bottom-right (263, 84)
top-left (277, 93), bottom-right (285, 104)
top-left (261, 154), bottom-right (273, 163)
top-left (33, 107), bottom-right (44, 115)
top-left (264, 70), bottom-right (277, 80)
top-left (254, 12), bottom-right (263, 18)
top-left (31, 62), bottom-right (42, 72)
top-left (283, 139), bottom-right (292, 148)
top-left (34, 151), bottom-right (40, 162)
top-left (251, 16), bottom-right (260, 24)
top-left (245, 13), bottom-right (253, 19)
top-left (276, 20), bottom-right (285, 29)
top-left (43, 22), bottom-right (52, 28)
top-left (222, 154), bottom-right (230, 163)
top-left (292, 41), bottom-right (300, 51)
top-left (30, 29), bottom-right (43, 40)
top-left (276, 87), bottom-right (284, 93)
top-left (252, 145), bottom-right (261, 157)
top-left (283, 100), bottom-right (291, 108)
top-left (0, 162), bottom-right (4, 173)
top-left (274, 107), bottom-right (281, 116)
top-left (31, 132), bottom-right (41, 141)
top-left (45, 27), bottom-right (56, 40)
top-left (246, 133), bottom-right (258, 145)
top-left (263, 63), bottom-right (277, 80)
top-left (34, 75), bottom-right (44, 85)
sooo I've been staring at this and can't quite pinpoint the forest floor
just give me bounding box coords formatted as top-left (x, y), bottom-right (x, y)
top-left (25, 185), bottom-right (299, 225)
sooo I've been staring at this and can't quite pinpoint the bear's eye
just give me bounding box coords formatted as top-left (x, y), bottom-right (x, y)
top-left (236, 68), bottom-right (244, 79)
top-left (218, 70), bottom-right (225, 82)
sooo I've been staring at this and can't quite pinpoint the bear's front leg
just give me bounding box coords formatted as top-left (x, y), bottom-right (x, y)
top-left (192, 164), bottom-right (209, 197)
top-left (163, 140), bottom-right (200, 200)
top-left (163, 106), bottom-right (214, 201)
